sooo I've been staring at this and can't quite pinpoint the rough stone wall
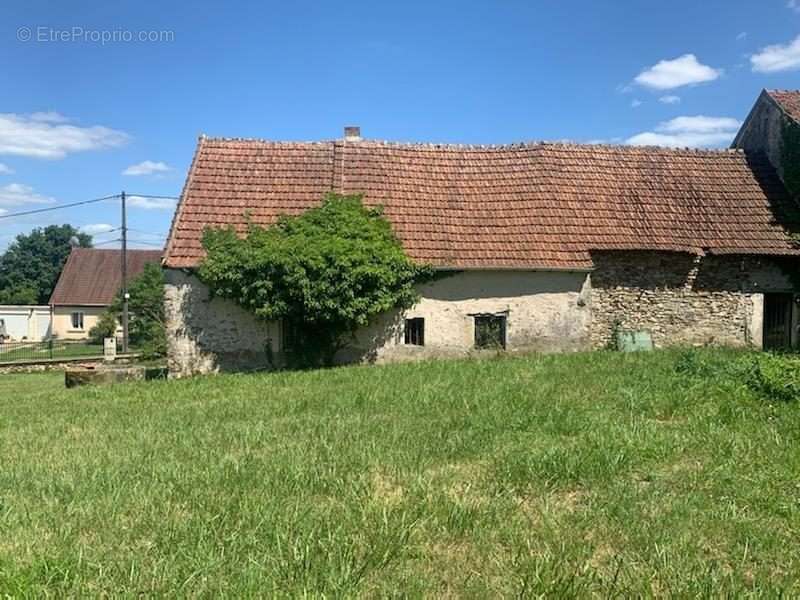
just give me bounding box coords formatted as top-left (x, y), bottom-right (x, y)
top-left (165, 255), bottom-right (797, 376)
top-left (164, 269), bottom-right (278, 377)
top-left (339, 270), bottom-right (592, 364)
top-left (165, 268), bottom-right (592, 375)
top-left (0, 361), bottom-right (83, 375)
top-left (589, 251), bottom-right (795, 349)
top-left (733, 93), bottom-right (787, 181)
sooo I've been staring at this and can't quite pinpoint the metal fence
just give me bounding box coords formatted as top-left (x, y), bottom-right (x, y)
top-left (0, 338), bottom-right (117, 364)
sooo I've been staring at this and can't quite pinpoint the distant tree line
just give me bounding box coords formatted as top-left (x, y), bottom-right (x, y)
top-left (0, 225), bottom-right (91, 304)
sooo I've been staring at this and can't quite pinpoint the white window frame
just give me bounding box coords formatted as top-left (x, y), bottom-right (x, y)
top-left (70, 311), bottom-right (85, 331)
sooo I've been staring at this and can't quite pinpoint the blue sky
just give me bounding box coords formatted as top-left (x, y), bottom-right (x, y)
top-left (2, 0), bottom-right (800, 252)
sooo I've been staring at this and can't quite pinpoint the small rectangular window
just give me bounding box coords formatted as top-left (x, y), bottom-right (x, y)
top-left (474, 315), bottom-right (506, 349)
top-left (282, 320), bottom-right (299, 352)
top-left (404, 317), bottom-right (425, 346)
top-left (71, 312), bottom-right (85, 330)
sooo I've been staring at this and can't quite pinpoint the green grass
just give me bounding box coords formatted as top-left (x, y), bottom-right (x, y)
top-left (1, 349), bottom-right (799, 596)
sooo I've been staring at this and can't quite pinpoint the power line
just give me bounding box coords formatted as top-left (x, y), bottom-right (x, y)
top-left (126, 239), bottom-right (165, 248)
top-left (90, 227), bottom-right (122, 235)
top-left (127, 228), bottom-right (168, 239)
top-left (0, 194), bottom-right (120, 220)
top-left (0, 192), bottom-right (179, 221)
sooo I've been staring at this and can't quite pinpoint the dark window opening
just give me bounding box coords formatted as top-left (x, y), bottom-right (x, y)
top-left (282, 320), bottom-right (301, 352)
top-left (404, 317), bottom-right (425, 346)
top-left (763, 293), bottom-right (794, 350)
top-left (474, 314), bottom-right (506, 350)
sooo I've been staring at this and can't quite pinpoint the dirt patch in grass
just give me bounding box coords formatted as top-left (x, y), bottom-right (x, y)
top-left (371, 470), bottom-right (404, 505)
top-left (515, 488), bottom-right (588, 527)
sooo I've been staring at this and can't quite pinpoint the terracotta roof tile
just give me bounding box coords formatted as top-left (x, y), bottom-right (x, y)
top-left (50, 248), bottom-right (162, 306)
top-left (163, 136), bottom-right (800, 270)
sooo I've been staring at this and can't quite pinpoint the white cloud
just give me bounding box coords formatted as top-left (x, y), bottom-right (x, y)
top-left (634, 54), bottom-right (722, 90)
top-left (736, 32), bottom-right (748, 41)
top-left (0, 163), bottom-right (13, 174)
top-left (659, 95), bottom-right (681, 105)
top-left (122, 160), bottom-right (172, 176)
top-left (751, 35), bottom-right (800, 73)
top-left (631, 99), bottom-right (643, 108)
top-left (626, 115), bottom-right (741, 148)
top-left (127, 195), bottom-right (176, 210)
top-left (0, 113), bottom-right (129, 159)
top-left (789, 0), bottom-right (800, 12)
top-left (0, 183), bottom-right (55, 207)
top-left (657, 116), bottom-right (741, 133)
top-left (29, 111), bottom-right (70, 123)
top-left (80, 223), bottom-right (116, 235)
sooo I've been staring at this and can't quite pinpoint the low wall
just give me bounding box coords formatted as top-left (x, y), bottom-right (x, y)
top-left (0, 354), bottom-right (141, 375)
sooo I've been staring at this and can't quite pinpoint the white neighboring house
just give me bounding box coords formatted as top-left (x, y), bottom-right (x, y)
top-left (0, 306), bottom-right (52, 342)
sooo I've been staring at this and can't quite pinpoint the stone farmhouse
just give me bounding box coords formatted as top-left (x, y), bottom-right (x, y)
top-left (162, 90), bottom-right (800, 376)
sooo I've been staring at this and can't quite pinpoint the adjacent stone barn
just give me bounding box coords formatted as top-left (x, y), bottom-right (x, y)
top-left (163, 91), bottom-right (800, 376)
top-left (733, 89), bottom-right (800, 187)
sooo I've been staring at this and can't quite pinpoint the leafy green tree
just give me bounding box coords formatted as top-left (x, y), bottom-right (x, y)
top-left (0, 225), bottom-right (92, 304)
top-left (108, 263), bottom-right (167, 357)
top-left (88, 310), bottom-right (118, 345)
top-left (199, 193), bottom-right (433, 367)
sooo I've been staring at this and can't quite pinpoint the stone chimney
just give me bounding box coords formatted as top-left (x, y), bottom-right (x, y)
top-left (344, 126), bottom-right (361, 142)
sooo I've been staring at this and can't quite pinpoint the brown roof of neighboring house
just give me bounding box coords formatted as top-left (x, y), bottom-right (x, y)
top-left (163, 135), bottom-right (800, 270)
top-left (767, 89), bottom-right (800, 123)
top-left (50, 248), bottom-right (162, 306)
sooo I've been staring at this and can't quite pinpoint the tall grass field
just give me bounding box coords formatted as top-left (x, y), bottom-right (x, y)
top-left (1, 349), bottom-right (798, 596)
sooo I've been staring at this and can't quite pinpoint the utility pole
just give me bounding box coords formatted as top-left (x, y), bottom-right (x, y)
top-left (121, 190), bottom-right (129, 353)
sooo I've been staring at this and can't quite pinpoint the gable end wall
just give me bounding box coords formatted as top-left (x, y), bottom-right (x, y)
top-left (733, 93), bottom-right (789, 181)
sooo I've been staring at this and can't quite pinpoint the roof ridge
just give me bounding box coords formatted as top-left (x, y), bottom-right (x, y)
top-left (203, 136), bottom-right (335, 146)
top-left (201, 136), bottom-right (746, 154)
top-left (73, 247), bottom-right (160, 253)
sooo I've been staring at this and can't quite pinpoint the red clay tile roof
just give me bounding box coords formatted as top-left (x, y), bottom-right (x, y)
top-left (50, 248), bottom-right (162, 306)
top-left (767, 90), bottom-right (800, 123)
top-left (163, 136), bottom-right (800, 270)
